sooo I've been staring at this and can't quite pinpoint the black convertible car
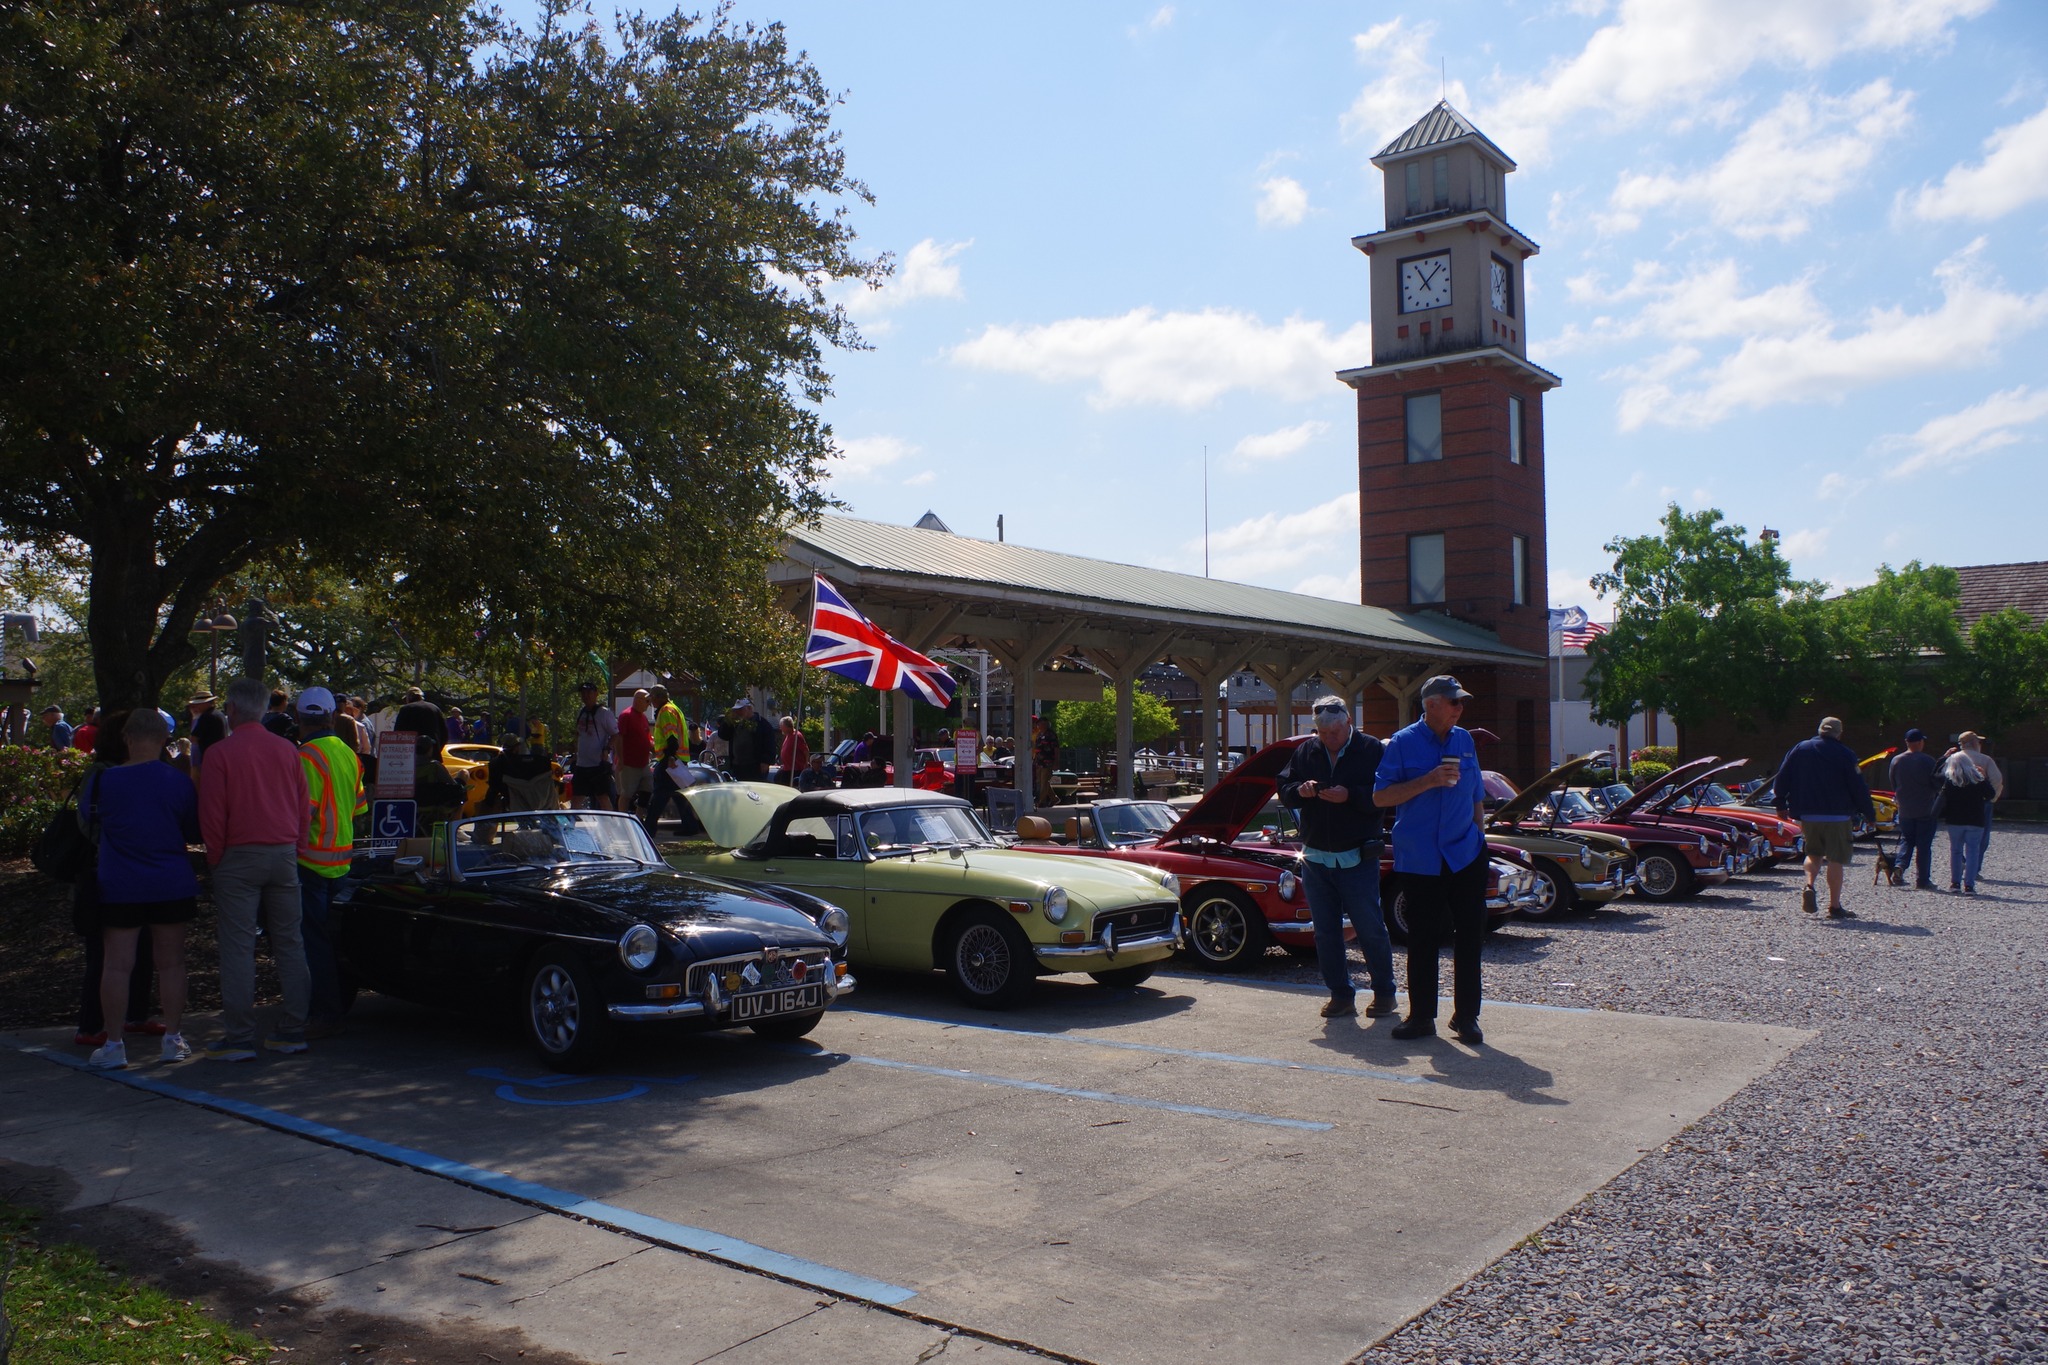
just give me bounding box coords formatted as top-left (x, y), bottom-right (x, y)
top-left (332, 811), bottom-right (856, 1070)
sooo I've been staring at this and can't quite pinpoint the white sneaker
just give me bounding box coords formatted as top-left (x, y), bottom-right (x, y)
top-left (87, 1039), bottom-right (129, 1070)
top-left (160, 1032), bottom-right (191, 1063)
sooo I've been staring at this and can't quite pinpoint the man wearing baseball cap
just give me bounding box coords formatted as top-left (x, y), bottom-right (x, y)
top-left (1773, 716), bottom-right (1875, 919)
top-left (296, 686), bottom-right (367, 1035)
top-left (1888, 728), bottom-right (1941, 890)
top-left (718, 697), bottom-right (777, 783)
top-left (1373, 675), bottom-right (1489, 1045)
top-left (571, 680), bottom-right (619, 810)
top-left (38, 704), bottom-right (72, 750)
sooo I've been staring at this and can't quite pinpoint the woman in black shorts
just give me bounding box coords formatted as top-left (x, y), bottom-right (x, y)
top-left (83, 709), bottom-right (200, 1068)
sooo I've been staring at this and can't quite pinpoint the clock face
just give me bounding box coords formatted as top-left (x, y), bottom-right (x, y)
top-left (1490, 258), bottom-right (1510, 314)
top-left (1400, 253), bottom-right (1451, 313)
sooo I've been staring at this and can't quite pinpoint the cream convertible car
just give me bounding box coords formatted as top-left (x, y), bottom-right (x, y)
top-left (671, 784), bottom-right (1184, 1009)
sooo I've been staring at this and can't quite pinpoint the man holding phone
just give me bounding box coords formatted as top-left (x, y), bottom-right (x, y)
top-left (1374, 675), bottom-right (1489, 1044)
top-left (1277, 697), bottom-right (1395, 1020)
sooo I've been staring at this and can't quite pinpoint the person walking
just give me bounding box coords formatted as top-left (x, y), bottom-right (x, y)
top-left (616, 689), bottom-right (653, 815)
top-left (571, 681), bottom-right (618, 810)
top-left (81, 710), bottom-right (199, 1068)
top-left (1772, 716), bottom-right (1875, 920)
top-left (1374, 676), bottom-right (1489, 1044)
top-left (1939, 750), bottom-right (1995, 894)
top-left (259, 687), bottom-right (296, 740)
top-left (1278, 697), bottom-right (1396, 1020)
top-left (778, 715), bottom-right (809, 786)
top-left (39, 704), bottom-right (73, 749)
top-left (295, 688), bottom-right (367, 1037)
top-left (72, 708), bottom-right (100, 755)
top-left (650, 685), bottom-right (687, 773)
top-left (70, 716), bottom-right (159, 1050)
top-left (1888, 728), bottom-right (1942, 890)
top-left (198, 677), bottom-right (313, 1060)
top-left (1955, 732), bottom-right (2002, 864)
top-left (719, 698), bottom-right (776, 782)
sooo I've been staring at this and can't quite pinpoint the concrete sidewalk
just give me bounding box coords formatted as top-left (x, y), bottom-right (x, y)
top-left (0, 1042), bottom-right (1039, 1365)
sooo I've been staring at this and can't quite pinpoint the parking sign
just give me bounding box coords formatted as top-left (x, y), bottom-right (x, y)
top-left (371, 799), bottom-right (418, 841)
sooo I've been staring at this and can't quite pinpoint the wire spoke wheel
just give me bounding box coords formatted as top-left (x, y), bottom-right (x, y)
top-left (1637, 853), bottom-right (1681, 900)
top-left (530, 963), bottom-right (581, 1054)
top-left (955, 922), bottom-right (1014, 997)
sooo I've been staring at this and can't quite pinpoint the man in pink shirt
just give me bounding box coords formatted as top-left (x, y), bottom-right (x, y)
top-left (199, 677), bottom-right (313, 1060)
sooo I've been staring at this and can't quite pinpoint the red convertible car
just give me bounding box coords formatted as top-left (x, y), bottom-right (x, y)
top-left (1012, 737), bottom-right (1534, 968)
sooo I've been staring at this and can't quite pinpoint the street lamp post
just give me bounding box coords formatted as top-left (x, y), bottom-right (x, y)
top-left (194, 605), bottom-right (239, 695)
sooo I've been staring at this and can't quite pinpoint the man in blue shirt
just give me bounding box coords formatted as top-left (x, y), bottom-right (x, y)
top-left (40, 704), bottom-right (72, 750)
top-left (1277, 696), bottom-right (1395, 1020)
top-left (1374, 675), bottom-right (1488, 1045)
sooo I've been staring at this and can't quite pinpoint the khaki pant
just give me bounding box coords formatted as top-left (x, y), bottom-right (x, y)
top-left (616, 763), bottom-right (650, 810)
top-left (210, 843), bottom-right (310, 1042)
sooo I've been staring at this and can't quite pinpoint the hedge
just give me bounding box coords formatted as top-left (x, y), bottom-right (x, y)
top-left (0, 744), bottom-right (90, 858)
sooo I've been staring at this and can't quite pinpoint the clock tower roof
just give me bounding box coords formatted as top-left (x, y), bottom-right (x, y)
top-left (1371, 100), bottom-right (1516, 172)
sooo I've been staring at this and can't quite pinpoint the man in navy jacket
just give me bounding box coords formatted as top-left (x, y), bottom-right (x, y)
top-left (1774, 716), bottom-right (1875, 919)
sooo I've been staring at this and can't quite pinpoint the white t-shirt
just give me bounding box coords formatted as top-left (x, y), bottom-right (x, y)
top-left (1964, 750), bottom-right (2004, 798)
top-left (574, 706), bottom-right (618, 767)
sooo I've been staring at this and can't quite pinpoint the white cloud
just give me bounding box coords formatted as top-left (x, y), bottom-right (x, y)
top-left (1904, 101), bottom-right (2048, 222)
top-left (1879, 386), bottom-right (2048, 479)
top-left (1604, 81), bottom-right (1913, 239)
top-left (903, 470), bottom-right (937, 487)
top-left (1816, 471), bottom-right (1867, 500)
top-left (1341, 20), bottom-right (1469, 149)
top-left (833, 435), bottom-right (916, 481)
top-left (950, 308), bottom-right (1371, 409)
top-left (1777, 527), bottom-right (1831, 563)
top-left (1255, 176), bottom-right (1310, 228)
top-left (836, 238), bottom-right (970, 321)
top-left (1146, 4), bottom-right (1174, 30)
top-left (1484, 0), bottom-right (1990, 159)
top-left (1550, 259), bottom-right (1824, 354)
top-left (1196, 493), bottom-right (1360, 593)
top-left (1613, 242), bottom-right (2048, 429)
top-left (1233, 420), bottom-right (1329, 462)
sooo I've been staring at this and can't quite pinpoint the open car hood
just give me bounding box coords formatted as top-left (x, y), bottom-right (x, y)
top-left (680, 781), bottom-right (801, 850)
top-left (1650, 758), bottom-right (1749, 811)
top-left (1160, 736), bottom-right (1307, 845)
top-left (1489, 754), bottom-right (1603, 826)
top-left (1604, 755), bottom-right (1722, 821)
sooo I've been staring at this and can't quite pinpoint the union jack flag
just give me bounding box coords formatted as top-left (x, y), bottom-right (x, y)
top-left (805, 575), bottom-right (958, 707)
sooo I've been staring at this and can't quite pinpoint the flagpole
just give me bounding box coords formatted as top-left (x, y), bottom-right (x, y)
top-left (793, 575), bottom-right (816, 757)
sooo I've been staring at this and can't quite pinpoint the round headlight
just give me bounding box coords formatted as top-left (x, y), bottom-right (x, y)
top-left (619, 923), bottom-right (659, 972)
top-left (1042, 886), bottom-right (1069, 923)
top-left (818, 905), bottom-right (850, 946)
top-left (1156, 873), bottom-right (1181, 898)
top-left (1578, 846), bottom-right (1595, 869)
top-left (1277, 869), bottom-right (1298, 901)
top-left (1698, 836), bottom-right (1711, 853)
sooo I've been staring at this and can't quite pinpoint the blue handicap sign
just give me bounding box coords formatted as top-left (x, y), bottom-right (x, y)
top-left (468, 1067), bottom-right (695, 1107)
top-left (371, 799), bottom-right (418, 840)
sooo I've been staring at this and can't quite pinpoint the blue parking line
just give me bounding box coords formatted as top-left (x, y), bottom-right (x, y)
top-left (13, 1043), bottom-right (915, 1306)
top-left (843, 1006), bottom-right (1433, 1087)
top-left (795, 1048), bottom-right (1332, 1132)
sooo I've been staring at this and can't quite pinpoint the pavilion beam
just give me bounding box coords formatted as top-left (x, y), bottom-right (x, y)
top-left (1321, 654), bottom-right (1394, 729)
top-left (1251, 650), bottom-right (1332, 751)
top-left (1377, 658), bottom-right (1450, 728)
top-left (1173, 644), bottom-right (1257, 788)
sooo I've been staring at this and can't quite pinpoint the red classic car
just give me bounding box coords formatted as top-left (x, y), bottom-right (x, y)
top-left (1649, 759), bottom-right (1805, 864)
top-left (1517, 766), bottom-right (1743, 902)
top-left (1586, 757), bottom-right (1772, 873)
top-left (1013, 737), bottom-right (1534, 967)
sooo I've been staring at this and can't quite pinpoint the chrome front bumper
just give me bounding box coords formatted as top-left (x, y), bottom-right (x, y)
top-left (1035, 911), bottom-right (1184, 959)
top-left (609, 968), bottom-right (857, 1021)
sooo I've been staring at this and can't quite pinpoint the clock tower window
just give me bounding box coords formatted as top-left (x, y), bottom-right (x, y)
top-left (1409, 533), bottom-right (1447, 605)
top-left (1512, 535), bottom-right (1529, 607)
top-left (1405, 161), bottom-right (1422, 218)
top-left (1508, 395), bottom-right (1524, 465)
top-left (1432, 154), bottom-right (1449, 209)
top-left (1404, 393), bottom-right (1443, 463)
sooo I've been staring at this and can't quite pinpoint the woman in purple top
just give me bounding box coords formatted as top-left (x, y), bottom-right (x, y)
top-left (81, 709), bottom-right (200, 1069)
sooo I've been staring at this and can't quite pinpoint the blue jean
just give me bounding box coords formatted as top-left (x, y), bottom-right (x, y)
top-left (1896, 815), bottom-right (1938, 884)
top-left (1947, 825), bottom-right (1985, 889)
top-left (1303, 856), bottom-right (1395, 999)
top-left (297, 865), bottom-right (347, 1025)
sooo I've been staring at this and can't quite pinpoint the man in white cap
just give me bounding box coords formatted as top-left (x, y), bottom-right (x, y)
top-left (1773, 716), bottom-right (1874, 920)
top-left (719, 697), bottom-right (777, 782)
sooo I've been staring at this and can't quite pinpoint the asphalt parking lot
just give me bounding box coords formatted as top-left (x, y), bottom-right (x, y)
top-left (6, 965), bottom-right (1805, 1364)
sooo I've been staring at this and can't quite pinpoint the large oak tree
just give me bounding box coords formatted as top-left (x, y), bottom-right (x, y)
top-left (0, 0), bottom-right (878, 707)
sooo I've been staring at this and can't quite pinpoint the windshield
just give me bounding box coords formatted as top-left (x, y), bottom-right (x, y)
top-left (452, 811), bottom-right (659, 876)
top-left (856, 803), bottom-right (995, 856)
top-left (1544, 790), bottom-right (1603, 824)
top-left (1095, 801), bottom-right (1179, 846)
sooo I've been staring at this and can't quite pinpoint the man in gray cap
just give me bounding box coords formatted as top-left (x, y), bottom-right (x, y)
top-left (1373, 675), bottom-right (1488, 1044)
top-left (1772, 716), bottom-right (1874, 919)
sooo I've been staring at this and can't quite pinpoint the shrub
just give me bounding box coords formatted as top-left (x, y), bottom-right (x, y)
top-left (1630, 760), bottom-right (1673, 789)
top-left (0, 745), bottom-right (88, 858)
top-left (1631, 745), bottom-right (1678, 766)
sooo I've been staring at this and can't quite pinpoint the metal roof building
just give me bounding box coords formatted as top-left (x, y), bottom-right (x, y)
top-left (776, 514), bottom-right (1541, 805)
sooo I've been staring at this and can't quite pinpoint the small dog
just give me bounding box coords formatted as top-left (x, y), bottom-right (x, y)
top-left (1873, 843), bottom-right (1903, 887)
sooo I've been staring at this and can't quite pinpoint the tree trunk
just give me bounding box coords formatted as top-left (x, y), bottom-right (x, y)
top-left (85, 504), bottom-right (197, 711)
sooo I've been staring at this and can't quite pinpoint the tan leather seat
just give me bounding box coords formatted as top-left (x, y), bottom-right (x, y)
top-left (1076, 815), bottom-right (1094, 844)
top-left (1016, 815), bottom-right (1052, 841)
top-left (1064, 816), bottom-right (1081, 843)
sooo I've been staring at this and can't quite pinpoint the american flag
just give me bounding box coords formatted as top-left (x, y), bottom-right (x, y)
top-left (805, 575), bottom-right (958, 706)
top-left (1548, 605), bottom-right (1609, 652)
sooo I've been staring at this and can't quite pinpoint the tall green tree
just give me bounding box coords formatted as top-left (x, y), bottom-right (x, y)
top-left (1825, 562), bottom-right (1966, 730)
top-left (1947, 607), bottom-right (2048, 741)
top-left (1584, 506), bottom-right (1835, 733)
top-left (0, 0), bottom-right (880, 707)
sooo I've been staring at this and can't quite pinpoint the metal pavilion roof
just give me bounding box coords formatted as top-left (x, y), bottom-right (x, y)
top-left (779, 513), bottom-right (1538, 668)
top-left (1371, 101), bottom-right (1517, 170)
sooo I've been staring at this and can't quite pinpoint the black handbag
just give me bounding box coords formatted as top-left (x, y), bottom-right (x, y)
top-left (31, 777), bottom-right (93, 883)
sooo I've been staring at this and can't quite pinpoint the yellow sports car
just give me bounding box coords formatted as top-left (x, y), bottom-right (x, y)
top-left (443, 743), bottom-right (563, 815)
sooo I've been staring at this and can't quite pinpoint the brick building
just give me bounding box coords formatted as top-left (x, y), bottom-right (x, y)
top-left (1338, 103), bottom-right (1557, 783)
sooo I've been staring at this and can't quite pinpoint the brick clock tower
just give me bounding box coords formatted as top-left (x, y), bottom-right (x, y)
top-left (1338, 102), bottom-right (1557, 783)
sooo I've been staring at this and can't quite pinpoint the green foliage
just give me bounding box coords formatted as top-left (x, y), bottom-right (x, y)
top-left (1631, 746), bottom-right (1678, 766)
top-left (1825, 562), bottom-right (1966, 727)
top-left (1629, 760), bottom-right (1672, 789)
top-left (0, 0), bottom-right (880, 707)
top-left (1052, 686), bottom-right (1179, 752)
top-left (0, 745), bottom-right (91, 857)
top-left (0, 1200), bottom-right (268, 1363)
top-left (1948, 608), bottom-right (2048, 741)
top-left (1585, 506), bottom-right (1834, 731)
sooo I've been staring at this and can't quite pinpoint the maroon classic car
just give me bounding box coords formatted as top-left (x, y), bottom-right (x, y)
top-left (1515, 758), bottom-right (1745, 902)
top-left (1012, 737), bottom-right (1533, 967)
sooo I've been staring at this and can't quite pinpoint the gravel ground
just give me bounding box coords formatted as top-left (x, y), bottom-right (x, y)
top-left (1257, 825), bottom-right (2048, 1364)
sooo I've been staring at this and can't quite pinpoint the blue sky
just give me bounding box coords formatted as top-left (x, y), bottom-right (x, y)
top-left (548, 0), bottom-right (2047, 610)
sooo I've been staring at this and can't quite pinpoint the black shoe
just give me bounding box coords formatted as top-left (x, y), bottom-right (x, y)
top-left (1365, 992), bottom-right (1399, 1018)
top-left (1800, 885), bottom-right (1818, 914)
top-left (1915, 880), bottom-right (1935, 890)
top-left (1390, 1017), bottom-right (1436, 1040)
top-left (1448, 1017), bottom-right (1484, 1045)
top-left (1319, 994), bottom-right (1357, 1018)
top-left (1825, 906), bottom-right (1856, 919)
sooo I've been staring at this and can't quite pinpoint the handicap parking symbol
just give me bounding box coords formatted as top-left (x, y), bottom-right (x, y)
top-left (371, 799), bottom-right (417, 840)
top-left (469, 1067), bottom-right (695, 1107)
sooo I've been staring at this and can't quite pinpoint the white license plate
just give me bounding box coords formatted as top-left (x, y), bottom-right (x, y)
top-left (732, 983), bottom-right (825, 1020)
